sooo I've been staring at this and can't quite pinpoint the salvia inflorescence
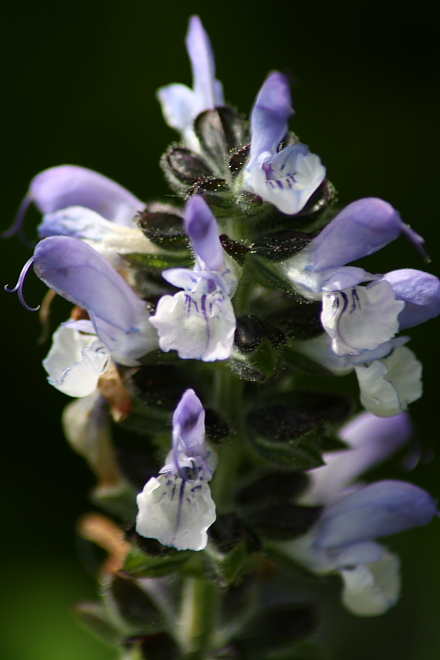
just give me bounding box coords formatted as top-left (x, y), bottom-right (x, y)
top-left (5, 14), bottom-right (439, 660)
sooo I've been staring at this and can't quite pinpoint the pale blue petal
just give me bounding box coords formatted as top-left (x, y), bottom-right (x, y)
top-left (382, 269), bottom-right (440, 329)
top-left (150, 284), bottom-right (236, 361)
top-left (186, 15), bottom-right (219, 111)
top-left (162, 267), bottom-right (201, 291)
top-left (136, 473), bottom-right (216, 551)
top-left (321, 282), bottom-right (404, 357)
top-left (43, 325), bottom-right (110, 397)
top-left (184, 195), bottom-right (225, 272)
top-left (355, 346), bottom-right (422, 417)
top-left (250, 148), bottom-right (326, 215)
top-left (309, 198), bottom-right (411, 270)
top-left (29, 165), bottom-right (143, 226)
top-left (38, 206), bottom-right (117, 241)
top-left (304, 411), bottom-right (413, 505)
top-left (316, 480), bottom-right (436, 550)
top-left (156, 83), bottom-right (196, 132)
top-left (248, 72), bottom-right (293, 167)
top-left (328, 541), bottom-right (385, 568)
top-left (340, 551), bottom-right (401, 616)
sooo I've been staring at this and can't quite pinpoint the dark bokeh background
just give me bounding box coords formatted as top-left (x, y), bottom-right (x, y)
top-left (1, 2), bottom-right (440, 658)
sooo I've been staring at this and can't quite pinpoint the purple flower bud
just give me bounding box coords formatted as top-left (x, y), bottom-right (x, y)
top-left (172, 388), bottom-right (206, 456)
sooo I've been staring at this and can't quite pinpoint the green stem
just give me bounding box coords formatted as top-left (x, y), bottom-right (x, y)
top-left (180, 578), bottom-right (218, 660)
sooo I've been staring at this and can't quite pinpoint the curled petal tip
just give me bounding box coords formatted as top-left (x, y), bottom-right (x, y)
top-left (4, 256), bottom-right (40, 311)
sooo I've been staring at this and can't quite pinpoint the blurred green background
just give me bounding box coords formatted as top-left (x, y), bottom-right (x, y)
top-left (1, 1), bottom-right (440, 658)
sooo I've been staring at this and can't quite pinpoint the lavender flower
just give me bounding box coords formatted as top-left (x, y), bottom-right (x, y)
top-left (7, 164), bottom-right (154, 266)
top-left (150, 196), bottom-right (237, 361)
top-left (157, 15), bottom-right (224, 153)
top-left (32, 236), bottom-right (158, 395)
top-left (280, 412), bottom-right (436, 616)
top-left (136, 389), bottom-right (217, 551)
top-left (242, 72), bottom-right (326, 214)
top-left (281, 197), bottom-right (425, 299)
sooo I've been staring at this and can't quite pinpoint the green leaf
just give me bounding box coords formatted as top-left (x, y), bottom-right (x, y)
top-left (74, 601), bottom-right (122, 645)
top-left (242, 504), bottom-right (322, 541)
top-left (272, 640), bottom-right (331, 660)
top-left (124, 633), bottom-right (182, 660)
top-left (194, 107), bottom-right (247, 172)
top-left (203, 513), bottom-right (260, 586)
top-left (123, 251), bottom-right (193, 270)
top-left (229, 143), bottom-right (250, 178)
top-left (188, 178), bottom-right (235, 216)
top-left (91, 481), bottom-right (138, 522)
top-left (228, 340), bottom-right (278, 383)
top-left (138, 211), bottom-right (190, 251)
top-left (252, 230), bottom-right (312, 261)
top-left (122, 543), bottom-right (193, 578)
top-left (110, 574), bottom-right (165, 631)
top-left (246, 391), bottom-right (353, 469)
top-left (235, 472), bottom-right (310, 508)
top-left (204, 537), bottom-right (251, 587)
top-left (161, 145), bottom-right (214, 189)
top-left (264, 304), bottom-right (323, 340)
top-left (232, 604), bottom-right (318, 656)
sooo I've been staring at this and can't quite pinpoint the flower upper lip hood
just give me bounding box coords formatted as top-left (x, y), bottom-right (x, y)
top-left (243, 71), bottom-right (326, 215)
top-left (156, 15), bottom-right (224, 153)
top-left (282, 197), bottom-right (426, 299)
top-left (33, 235), bottom-right (158, 366)
top-left (3, 164), bottom-right (145, 243)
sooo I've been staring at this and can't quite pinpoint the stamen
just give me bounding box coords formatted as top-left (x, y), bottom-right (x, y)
top-left (0, 194), bottom-right (35, 247)
top-left (4, 256), bottom-right (40, 311)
